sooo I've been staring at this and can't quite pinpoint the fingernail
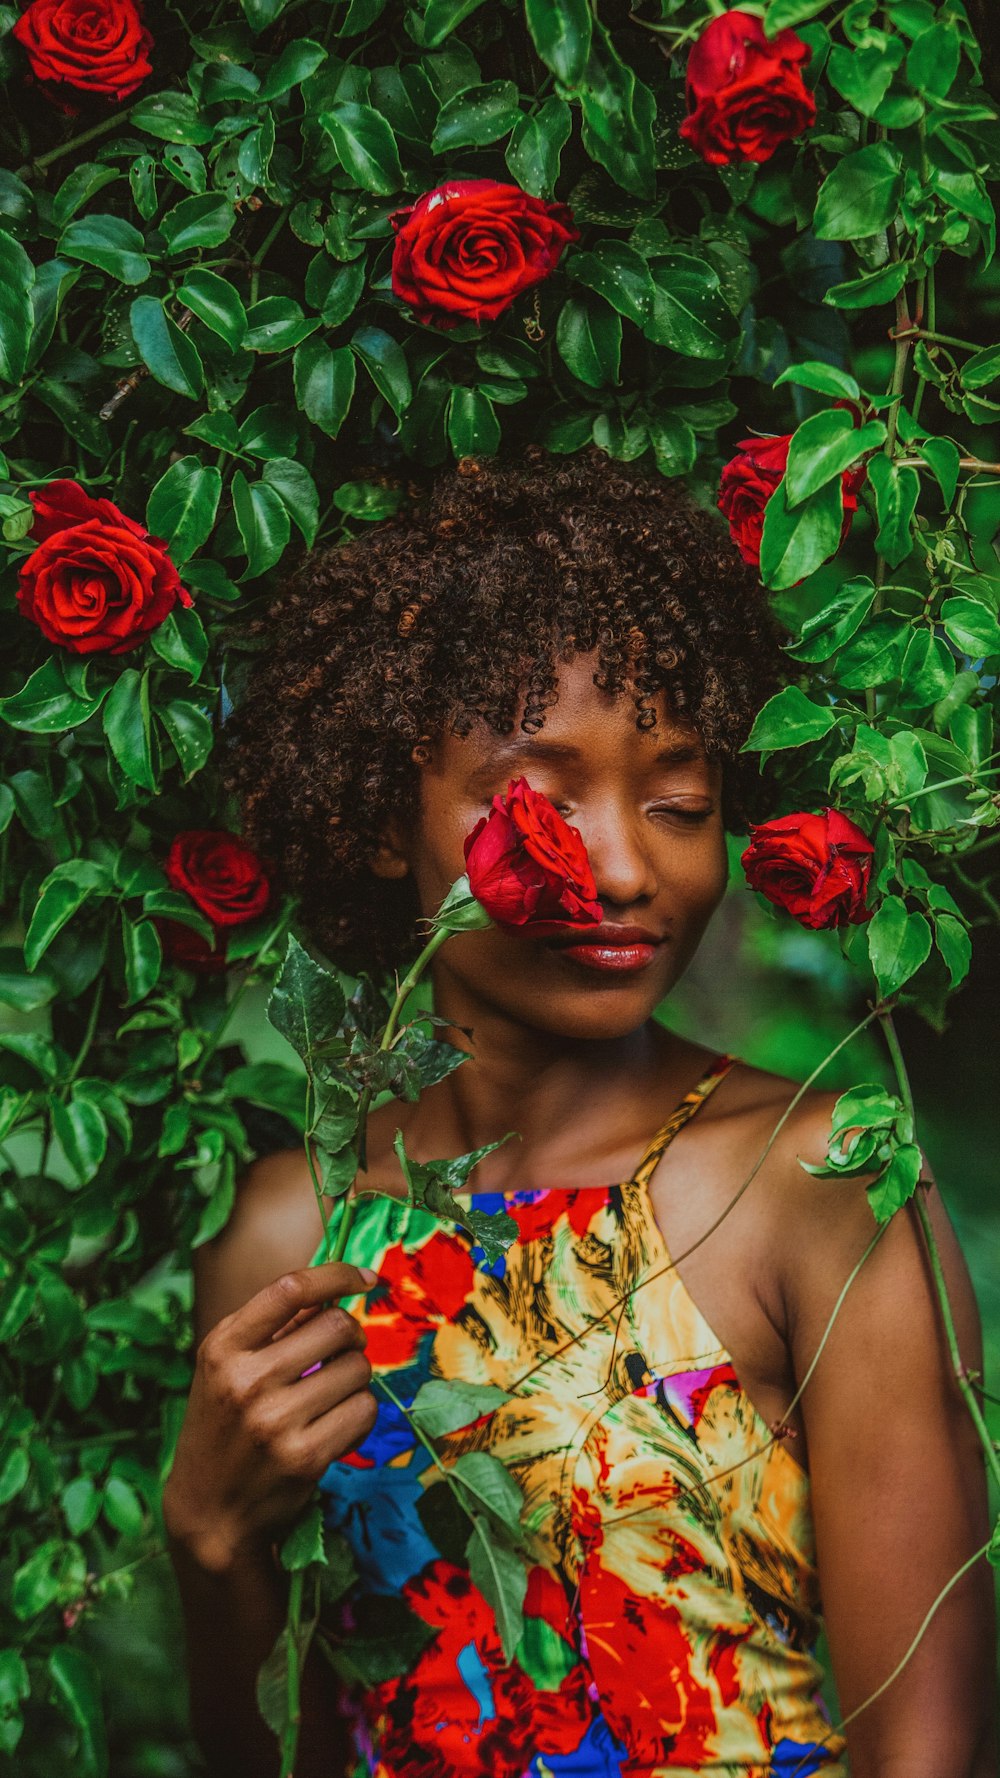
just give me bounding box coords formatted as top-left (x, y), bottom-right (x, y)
top-left (358, 1266), bottom-right (378, 1286)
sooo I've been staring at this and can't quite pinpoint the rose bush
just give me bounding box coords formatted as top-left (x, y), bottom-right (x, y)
top-left (718, 430), bottom-right (865, 569)
top-left (391, 180), bottom-right (578, 328)
top-left (11, 0), bottom-right (153, 99)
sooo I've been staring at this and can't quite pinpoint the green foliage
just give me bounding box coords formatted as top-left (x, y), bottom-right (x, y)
top-left (1, 0), bottom-right (999, 1766)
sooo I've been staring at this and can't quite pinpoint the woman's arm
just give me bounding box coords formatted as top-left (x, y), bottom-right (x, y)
top-left (163, 1155), bottom-right (376, 1778)
top-left (782, 1114), bottom-right (995, 1778)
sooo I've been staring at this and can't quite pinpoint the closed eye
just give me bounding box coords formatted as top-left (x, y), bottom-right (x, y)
top-left (651, 805), bottom-right (714, 823)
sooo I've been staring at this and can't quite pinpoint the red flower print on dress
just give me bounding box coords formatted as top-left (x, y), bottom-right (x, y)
top-left (362, 1234), bottom-right (475, 1367)
top-left (579, 1566), bottom-right (716, 1768)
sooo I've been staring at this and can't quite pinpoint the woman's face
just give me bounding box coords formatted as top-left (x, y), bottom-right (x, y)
top-left (391, 651), bottom-right (729, 1043)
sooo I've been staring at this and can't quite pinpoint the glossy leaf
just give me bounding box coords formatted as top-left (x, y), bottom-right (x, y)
top-left (525, 0), bottom-right (591, 85)
top-left (146, 456), bottom-right (221, 563)
top-left (293, 340), bottom-right (356, 437)
top-left (0, 230), bottom-right (34, 385)
top-left (813, 144), bottom-right (904, 240)
top-left (320, 103), bottom-right (403, 195)
top-left (175, 269), bottom-right (248, 349)
top-left (130, 297), bottom-right (205, 398)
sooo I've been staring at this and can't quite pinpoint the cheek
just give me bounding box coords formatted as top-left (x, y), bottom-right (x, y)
top-left (665, 830), bottom-right (729, 922)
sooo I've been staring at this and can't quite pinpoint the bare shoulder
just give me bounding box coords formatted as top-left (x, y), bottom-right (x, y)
top-left (191, 1146), bottom-right (319, 1345)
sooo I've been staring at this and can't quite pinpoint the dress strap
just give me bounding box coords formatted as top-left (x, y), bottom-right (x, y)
top-left (630, 1054), bottom-right (737, 1188)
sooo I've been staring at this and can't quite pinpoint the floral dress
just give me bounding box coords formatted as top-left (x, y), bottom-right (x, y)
top-left (313, 1055), bottom-right (848, 1777)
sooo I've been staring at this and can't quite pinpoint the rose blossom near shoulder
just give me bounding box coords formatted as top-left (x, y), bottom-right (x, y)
top-left (464, 778), bottom-right (602, 937)
top-left (741, 808), bottom-right (874, 930)
top-left (717, 430), bottom-right (866, 570)
top-left (391, 180), bottom-right (578, 328)
top-left (17, 479), bottom-right (191, 654)
top-left (679, 9), bottom-right (816, 167)
top-left (12, 0), bottom-right (153, 100)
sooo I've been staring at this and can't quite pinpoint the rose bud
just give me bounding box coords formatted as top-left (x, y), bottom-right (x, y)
top-left (741, 808), bottom-right (874, 930)
top-left (679, 9), bottom-right (816, 167)
top-left (717, 431), bottom-right (866, 571)
top-left (464, 778), bottom-right (603, 938)
top-left (17, 480), bottom-right (191, 654)
top-left (391, 180), bottom-right (578, 329)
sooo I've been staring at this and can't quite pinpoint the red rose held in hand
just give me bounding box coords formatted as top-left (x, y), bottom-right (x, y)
top-left (741, 809), bottom-right (874, 930)
top-left (13, 0), bottom-right (153, 99)
top-left (464, 778), bottom-right (602, 938)
top-left (717, 430), bottom-right (865, 570)
top-left (17, 481), bottom-right (191, 654)
top-left (680, 10), bottom-right (816, 166)
top-left (391, 180), bottom-right (578, 328)
top-left (160, 831), bottom-right (272, 974)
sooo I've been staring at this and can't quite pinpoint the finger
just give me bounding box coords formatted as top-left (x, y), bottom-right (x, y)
top-left (267, 1304), bottom-right (367, 1381)
top-left (270, 1304), bottom-right (323, 1343)
top-left (299, 1385), bottom-right (379, 1469)
top-left (290, 1349), bottom-right (374, 1422)
top-left (230, 1263), bottom-right (378, 1350)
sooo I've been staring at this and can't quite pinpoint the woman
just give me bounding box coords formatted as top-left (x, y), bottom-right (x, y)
top-left (163, 450), bottom-right (993, 1778)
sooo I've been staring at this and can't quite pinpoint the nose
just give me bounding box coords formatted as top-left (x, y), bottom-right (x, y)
top-left (577, 803), bottom-right (659, 910)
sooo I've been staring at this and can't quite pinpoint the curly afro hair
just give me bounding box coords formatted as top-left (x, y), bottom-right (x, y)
top-left (225, 446), bottom-right (783, 971)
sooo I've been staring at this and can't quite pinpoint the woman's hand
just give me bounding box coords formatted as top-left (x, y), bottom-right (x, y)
top-left (163, 1261), bottom-right (379, 1575)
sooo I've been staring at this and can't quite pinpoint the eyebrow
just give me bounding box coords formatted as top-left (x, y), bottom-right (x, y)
top-left (466, 736), bottom-right (706, 785)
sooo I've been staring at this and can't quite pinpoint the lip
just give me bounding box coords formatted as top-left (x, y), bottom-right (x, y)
top-left (545, 925), bottom-right (665, 974)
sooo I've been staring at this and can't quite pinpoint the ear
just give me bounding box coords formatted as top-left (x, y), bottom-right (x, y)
top-left (369, 817), bottom-right (410, 881)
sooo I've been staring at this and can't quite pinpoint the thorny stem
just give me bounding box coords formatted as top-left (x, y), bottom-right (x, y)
top-left (878, 1010), bottom-right (1000, 1494)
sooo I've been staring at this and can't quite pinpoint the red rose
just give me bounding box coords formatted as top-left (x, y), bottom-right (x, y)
top-left (679, 10), bottom-right (816, 166)
top-left (12, 0), bottom-right (153, 99)
top-left (17, 480), bottom-right (191, 654)
top-left (717, 429), bottom-right (865, 570)
top-left (391, 180), bottom-right (578, 328)
top-left (741, 808), bottom-right (874, 929)
top-left (156, 919), bottom-right (228, 977)
top-left (464, 778), bottom-right (602, 938)
top-left (165, 831), bottom-right (271, 928)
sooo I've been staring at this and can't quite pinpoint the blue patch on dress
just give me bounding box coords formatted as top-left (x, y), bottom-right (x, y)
top-left (532, 1714), bottom-right (626, 1776)
top-left (456, 1640), bottom-right (495, 1732)
top-left (318, 1459), bottom-right (438, 1593)
top-left (771, 1738), bottom-right (836, 1775)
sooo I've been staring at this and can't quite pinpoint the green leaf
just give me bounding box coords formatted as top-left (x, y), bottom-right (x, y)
top-left (176, 268), bottom-right (248, 349)
top-left (526, 0), bottom-right (591, 85)
top-left (51, 160), bottom-right (119, 227)
top-left (239, 403), bottom-right (299, 459)
top-left (824, 259), bottom-right (912, 310)
top-left (0, 1446), bottom-right (30, 1506)
top-left (304, 255), bottom-right (366, 328)
top-left (232, 473), bottom-right (291, 578)
top-left (783, 412), bottom-right (885, 507)
top-left (453, 1450), bottom-right (524, 1533)
top-left (410, 1378), bottom-right (511, 1436)
top-left (146, 456), bottom-right (220, 563)
top-left (765, 0), bottom-right (829, 24)
top-left (121, 914), bottom-right (162, 1004)
top-left (759, 475), bottom-right (846, 591)
top-left (466, 1517), bottom-right (526, 1663)
top-left (245, 297), bottom-right (318, 355)
top-left (149, 604), bottom-right (209, 679)
top-left (934, 913), bottom-right (972, 989)
top-left (432, 80), bottom-right (520, 151)
top-left (59, 214), bottom-right (150, 285)
top-left (0, 657), bottom-right (106, 733)
top-left (867, 896), bottom-right (932, 998)
top-left (52, 1097), bottom-right (108, 1186)
top-left (24, 862), bottom-right (108, 970)
top-left (578, 22), bottom-right (656, 200)
top-left (0, 229), bottom-right (34, 385)
top-left (352, 325), bottom-right (411, 416)
top-left (556, 294), bottom-right (621, 388)
top-left (813, 144), bottom-right (904, 241)
top-left (130, 296), bottom-right (204, 398)
top-left (260, 37), bottom-right (327, 98)
top-left (907, 22), bottom-right (960, 99)
top-left (645, 257), bottom-right (738, 360)
top-left (918, 436), bottom-right (960, 505)
top-left (320, 103), bottom-right (403, 195)
top-left (774, 361), bottom-right (861, 401)
top-left (940, 597), bottom-right (1000, 659)
top-left (130, 91), bottom-right (213, 144)
top-left (899, 629), bottom-right (954, 707)
top-left (293, 339), bottom-right (356, 437)
top-left (741, 684), bottom-right (838, 752)
top-left (161, 193), bottom-right (235, 255)
top-left (159, 699), bottom-right (214, 780)
top-left (103, 669), bottom-right (155, 791)
top-left (827, 39), bottom-right (905, 116)
top-left (447, 386), bottom-right (500, 457)
top-left (261, 458), bottom-right (319, 547)
top-left (569, 242), bottom-right (653, 327)
top-left (868, 1141), bottom-right (922, 1224)
top-left (867, 454), bottom-right (919, 567)
top-left (648, 412), bottom-right (696, 477)
top-left (422, 0), bottom-right (488, 44)
top-left (280, 1502), bottom-right (326, 1571)
top-left (268, 933), bottom-right (346, 1067)
top-left (960, 344), bottom-right (1000, 390)
top-left (505, 96), bottom-right (572, 198)
top-left (832, 616), bottom-right (907, 690)
top-left (394, 1132), bottom-right (518, 1263)
top-left (786, 576), bottom-right (876, 662)
top-left (48, 1646), bottom-right (108, 1778)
